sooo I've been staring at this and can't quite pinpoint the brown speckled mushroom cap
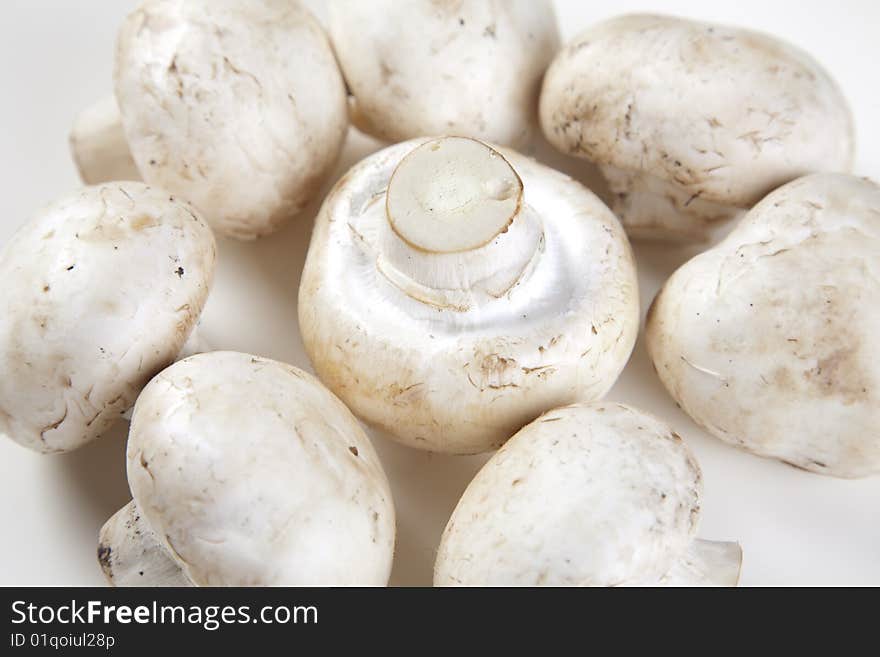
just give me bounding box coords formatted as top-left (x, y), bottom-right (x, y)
top-left (0, 182), bottom-right (215, 453)
top-left (114, 0), bottom-right (348, 239)
top-left (435, 402), bottom-right (741, 586)
top-left (647, 174), bottom-right (880, 477)
top-left (540, 14), bottom-right (854, 240)
top-left (100, 351), bottom-right (396, 586)
top-left (328, 0), bottom-right (560, 148)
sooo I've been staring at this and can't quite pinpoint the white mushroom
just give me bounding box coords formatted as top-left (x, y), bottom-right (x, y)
top-left (434, 402), bottom-right (742, 586)
top-left (70, 96), bottom-right (140, 185)
top-left (0, 182), bottom-right (215, 454)
top-left (98, 351), bottom-right (395, 586)
top-left (299, 136), bottom-right (639, 454)
top-left (646, 173), bottom-right (880, 478)
top-left (118, 327), bottom-right (211, 422)
top-left (328, 0), bottom-right (560, 148)
top-left (70, 0), bottom-right (348, 240)
top-left (540, 14), bottom-right (854, 240)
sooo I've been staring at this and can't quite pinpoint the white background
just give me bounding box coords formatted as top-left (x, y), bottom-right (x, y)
top-left (0, 1), bottom-right (878, 586)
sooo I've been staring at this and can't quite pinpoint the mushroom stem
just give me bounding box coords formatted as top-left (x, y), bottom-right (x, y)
top-left (659, 539), bottom-right (743, 586)
top-left (69, 95), bottom-right (140, 185)
top-left (98, 500), bottom-right (192, 587)
top-left (374, 137), bottom-right (543, 311)
top-left (601, 165), bottom-right (743, 242)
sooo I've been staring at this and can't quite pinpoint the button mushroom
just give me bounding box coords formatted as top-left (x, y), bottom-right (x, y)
top-left (299, 136), bottom-right (639, 453)
top-left (70, 0), bottom-right (348, 239)
top-left (70, 96), bottom-right (140, 186)
top-left (540, 14), bottom-right (854, 240)
top-left (646, 173), bottom-right (880, 478)
top-left (98, 351), bottom-right (395, 586)
top-left (0, 182), bottom-right (215, 454)
top-left (327, 0), bottom-right (560, 148)
top-left (434, 402), bottom-right (742, 586)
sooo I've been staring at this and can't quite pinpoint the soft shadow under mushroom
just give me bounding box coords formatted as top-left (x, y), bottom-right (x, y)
top-left (51, 420), bottom-right (131, 560)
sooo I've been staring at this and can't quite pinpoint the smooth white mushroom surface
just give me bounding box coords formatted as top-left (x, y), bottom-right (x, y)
top-left (540, 14), bottom-right (854, 241)
top-left (299, 137), bottom-right (639, 454)
top-left (99, 351), bottom-right (395, 586)
top-left (647, 174), bottom-right (880, 478)
top-left (102, 0), bottom-right (348, 239)
top-left (434, 402), bottom-right (742, 586)
top-left (328, 0), bottom-right (560, 148)
top-left (0, 182), bottom-right (215, 454)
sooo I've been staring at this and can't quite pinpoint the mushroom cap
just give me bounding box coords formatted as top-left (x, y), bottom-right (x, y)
top-left (299, 138), bottom-right (638, 454)
top-left (115, 0), bottom-right (348, 239)
top-left (126, 351), bottom-right (395, 586)
top-left (0, 183), bottom-right (215, 453)
top-left (646, 174), bottom-right (880, 478)
top-left (434, 402), bottom-right (702, 586)
top-left (540, 14), bottom-right (854, 209)
top-left (328, 0), bottom-right (560, 148)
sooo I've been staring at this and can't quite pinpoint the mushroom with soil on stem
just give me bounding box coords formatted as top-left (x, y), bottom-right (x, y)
top-left (0, 182), bottom-right (215, 454)
top-left (539, 14), bottom-right (854, 241)
top-left (434, 402), bottom-right (742, 586)
top-left (646, 173), bottom-right (880, 478)
top-left (70, 0), bottom-right (348, 240)
top-left (299, 136), bottom-right (639, 454)
top-left (327, 0), bottom-right (560, 148)
top-left (98, 351), bottom-right (396, 586)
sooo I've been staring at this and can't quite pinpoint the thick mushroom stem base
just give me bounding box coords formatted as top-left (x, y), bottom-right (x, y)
top-left (601, 165), bottom-right (743, 242)
top-left (658, 539), bottom-right (743, 586)
top-left (375, 136), bottom-right (542, 311)
top-left (98, 501), bottom-right (192, 587)
top-left (70, 95), bottom-right (140, 185)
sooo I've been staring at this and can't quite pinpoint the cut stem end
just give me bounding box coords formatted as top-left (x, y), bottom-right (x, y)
top-left (659, 539), bottom-right (743, 587)
top-left (386, 137), bottom-right (523, 253)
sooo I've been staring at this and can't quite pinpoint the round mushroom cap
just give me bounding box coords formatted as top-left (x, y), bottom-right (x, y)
top-left (127, 351), bottom-right (395, 586)
top-left (646, 174), bottom-right (880, 478)
top-left (540, 14), bottom-right (854, 213)
top-left (0, 182), bottom-right (215, 453)
top-left (434, 402), bottom-right (702, 586)
top-left (115, 0), bottom-right (348, 239)
top-left (328, 0), bottom-right (560, 148)
top-left (299, 138), bottom-right (639, 454)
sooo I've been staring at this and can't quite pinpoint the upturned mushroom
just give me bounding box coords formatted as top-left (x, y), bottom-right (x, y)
top-left (70, 0), bottom-right (348, 240)
top-left (434, 402), bottom-right (742, 586)
top-left (327, 0), bottom-right (560, 148)
top-left (0, 182), bottom-right (215, 454)
top-left (299, 136), bottom-right (639, 454)
top-left (646, 173), bottom-right (880, 478)
top-left (540, 14), bottom-right (854, 240)
top-left (98, 351), bottom-right (395, 586)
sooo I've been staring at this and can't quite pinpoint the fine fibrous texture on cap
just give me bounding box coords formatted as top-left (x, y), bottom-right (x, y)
top-left (328, 0), bottom-right (560, 148)
top-left (114, 0), bottom-right (348, 239)
top-left (299, 137), bottom-right (639, 454)
top-left (434, 402), bottom-right (741, 586)
top-left (100, 352), bottom-right (396, 586)
top-left (647, 174), bottom-right (880, 478)
top-left (0, 182), bottom-right (215, 453)
top-left (540, 14), bottom-right (854, 240)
